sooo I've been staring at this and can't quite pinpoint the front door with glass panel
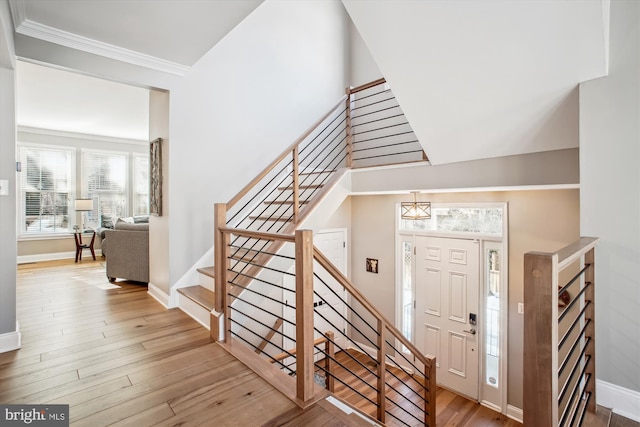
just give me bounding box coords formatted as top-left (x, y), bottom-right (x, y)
top-left (415, 236), bottom-right (480, 400)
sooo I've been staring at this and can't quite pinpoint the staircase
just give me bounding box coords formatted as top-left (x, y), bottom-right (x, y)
top-left (176, 77), bottom-right (424, 337)
top-left (175, 79), bottom-right (435, 426)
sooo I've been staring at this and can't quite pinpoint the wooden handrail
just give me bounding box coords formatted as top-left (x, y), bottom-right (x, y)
top-left (216, 226), bottom-right (436, 364)
top-left (314, 244), bottom-right (436, 426)
top-left (557, 236), bottom-right (598, 270)
top-left (349, 77), bottom-right (386, 94)
top-left (213, 77), bottom-right (435, 424)
top-left (218, 226), bottom-right (296, 243)
top-left (270, 335), bottom-right (329, 363)
top-left (313, 247), bottom-right (434, 370)
top-left (226, 95), bottom-right (347, 210)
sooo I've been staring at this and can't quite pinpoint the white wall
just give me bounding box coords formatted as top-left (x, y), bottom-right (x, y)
top-left (168, 0), bottom-right (349, 285)
top-left (0, 0), bottom-right (18, 347)
top-left (348, 19), bottom-right (382, 87)
top-left (580, 0), bottom-right (640, 397)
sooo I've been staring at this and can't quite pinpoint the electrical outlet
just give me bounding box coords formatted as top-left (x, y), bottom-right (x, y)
top-left (0, 179), bottom-right (8, 196)
top-left (518, 303), bottom-right (524, 314)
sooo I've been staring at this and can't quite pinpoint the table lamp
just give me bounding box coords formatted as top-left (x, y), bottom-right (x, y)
top-left (74, 198), bottom-right (94, 232)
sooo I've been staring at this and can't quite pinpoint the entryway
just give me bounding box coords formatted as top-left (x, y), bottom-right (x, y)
top-left (397, 203), bottom-right (508, 413)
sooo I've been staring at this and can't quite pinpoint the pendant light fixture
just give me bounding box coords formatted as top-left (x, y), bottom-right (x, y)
top-left (401, 191), bottom-right (431, 220)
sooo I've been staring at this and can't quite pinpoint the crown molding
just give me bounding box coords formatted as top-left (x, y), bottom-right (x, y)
top-left (15, 18), bottom-right (190, 76)
top-left (8, 0), bottom-right (26, 30)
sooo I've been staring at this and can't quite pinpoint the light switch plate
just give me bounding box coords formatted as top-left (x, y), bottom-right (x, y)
top-left (518, 303), bottom-right (524, 314)
top-left (0, 179), bottom-right (8, 196)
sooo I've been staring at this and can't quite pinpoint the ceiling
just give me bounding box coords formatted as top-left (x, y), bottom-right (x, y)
top-left (10, 0), bottom-right (264, 140)
top-left (343, 0), bottom-right (609, 164)
top-left (12, 0), bottom-right (263, 77)
top-left (8, 0), bottom-right (610, 163)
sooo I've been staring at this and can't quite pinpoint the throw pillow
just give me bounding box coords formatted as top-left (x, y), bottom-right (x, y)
top-left (101, 214), bottom-right (115, 229)
top-left (133, 215), bottom-right (149, 223)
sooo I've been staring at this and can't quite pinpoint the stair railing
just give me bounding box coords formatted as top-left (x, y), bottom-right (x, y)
top-left (524, 237), bottom-right (599, 426)
top-left (348, 78), bottom-right (426, 169)
top-left (213, 78), bottom-right (429, 331)
top-left (213, 227), bottom-right (436, 427)
top-left (225, 95), bottom-right (349, 231)
top-left (210, 78), bottom-right (432, 423)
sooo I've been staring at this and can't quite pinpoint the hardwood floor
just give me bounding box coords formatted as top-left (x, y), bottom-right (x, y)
top-left (3, 259), bottom-right (524, 426)
top-left (328, 349), bottom-right (522, 427)
top-left (3, 259), bottom-right (297, 426)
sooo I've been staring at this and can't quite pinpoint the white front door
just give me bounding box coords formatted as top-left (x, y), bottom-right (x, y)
top-left (415, 236), bottom-right (480, 400)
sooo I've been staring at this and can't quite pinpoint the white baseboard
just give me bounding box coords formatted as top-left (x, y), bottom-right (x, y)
top-left (18, 250), bottom-right (103, 264)
top-left (597, 379), bottom-right (640, 422)
top-left (506, 405), bottom-right (523, 423)
top-left (0, 322), bottom-right (21, 353)
top-left (147, 283), bottom-right (170, 308)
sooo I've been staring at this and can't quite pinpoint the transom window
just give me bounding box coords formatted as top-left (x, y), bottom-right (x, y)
top-left (400, 206), bottom-right (503, 235)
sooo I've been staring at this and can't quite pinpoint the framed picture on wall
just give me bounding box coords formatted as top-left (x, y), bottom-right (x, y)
top-left (150, 138), bottom-right (162, 216)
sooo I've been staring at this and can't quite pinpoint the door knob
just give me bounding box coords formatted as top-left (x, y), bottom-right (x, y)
top-left (463, 328), bottom-right (476, 335)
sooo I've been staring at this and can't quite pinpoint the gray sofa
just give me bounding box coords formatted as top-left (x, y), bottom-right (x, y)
top-left (102, 220), bottom-right (149, 283)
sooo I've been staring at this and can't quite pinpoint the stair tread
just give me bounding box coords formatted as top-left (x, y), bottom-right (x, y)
top-left (299, 169), bottom-right (336, 176)
top-left (264, 200), bottom-right (310, 205)
top-left (248, 216), bottom-right (291, 222)
top-left (178, 285), bottom-right (215, 311)
top-left (277, 184), bottom-right (323, 190)
top-left (196, 266), bottom-right (215, 278)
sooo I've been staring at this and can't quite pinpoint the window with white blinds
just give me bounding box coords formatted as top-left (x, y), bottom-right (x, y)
top-left (133, 153), bottom-right (149, 216)
top-left (18, 145), bottom-right (74, 234)
top-left (17, 142), bottom-right (150, 237)
top-left (82, 150), bottom-right (128, 228)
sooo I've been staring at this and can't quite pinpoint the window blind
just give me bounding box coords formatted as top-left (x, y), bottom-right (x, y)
top-left (82, 149), bottom-right (128, 227)
top-left (18, 145), bottom-right (74, 234)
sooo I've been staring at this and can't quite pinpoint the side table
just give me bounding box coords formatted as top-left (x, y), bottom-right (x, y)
top-left (74, 230), bottom-right (96, 262)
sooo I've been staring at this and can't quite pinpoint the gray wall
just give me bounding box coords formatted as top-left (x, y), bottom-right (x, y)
top-left (350, 189), bottom-right (580, 410)
top-left (580, 0), bottom-right (640, 393)
top-left (0, 0), bottom-right (17, 341)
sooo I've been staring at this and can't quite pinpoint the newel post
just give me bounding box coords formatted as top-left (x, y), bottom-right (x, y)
top-left (295, 229), bottom-right (315, 403)
top-left (345, 87), bottom-right (353, 168)
top-left (524, 251), bottom-right (558, 427)
top-left (213, 203), bottom-right (229, 342)
top-left (292, 146), bottom-right (300, 223)
top-left (324, 331), bottom-right (335, 392)
top-left (377, 320), bottom-right (386, 423)
top-left (425, 355), bottom-right (437, 427)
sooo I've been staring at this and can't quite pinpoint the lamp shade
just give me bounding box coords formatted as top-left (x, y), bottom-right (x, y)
top-left (74, 199), bottom-right (94, 211)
